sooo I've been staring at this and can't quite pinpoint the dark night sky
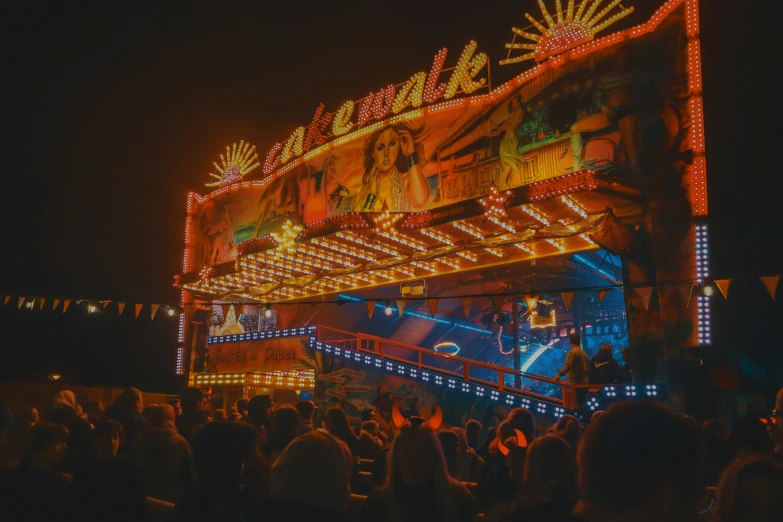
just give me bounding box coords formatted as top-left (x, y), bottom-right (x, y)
top-left (0, 1), bottom-right (779, 394)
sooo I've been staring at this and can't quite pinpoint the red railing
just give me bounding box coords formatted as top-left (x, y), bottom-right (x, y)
top-left (315, 324), bottom-right (599, 409)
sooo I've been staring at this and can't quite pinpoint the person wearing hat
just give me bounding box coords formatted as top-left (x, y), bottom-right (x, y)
top-left (176, 387), bottom-right (212, 446)
top-left (590, 343), bottom-right (619, 384)
top-left (554, 333), bottom-right (591, 405)
top-left (266, 430), bottom-right (353, 521)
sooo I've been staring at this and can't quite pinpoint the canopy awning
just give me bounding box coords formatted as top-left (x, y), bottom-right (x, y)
top-left (176, 170), bottom-right (639, 303)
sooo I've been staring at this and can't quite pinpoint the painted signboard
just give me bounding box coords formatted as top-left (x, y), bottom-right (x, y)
top-left (205, 335), bottom-right (312, 374)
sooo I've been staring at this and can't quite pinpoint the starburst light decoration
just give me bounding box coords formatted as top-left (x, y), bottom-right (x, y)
top-left (501, 0), bottom-right (635, 65)
top-left (206, 140), bottom-right (260, 187)
top-left (270, 219), bottom-right (303, 258)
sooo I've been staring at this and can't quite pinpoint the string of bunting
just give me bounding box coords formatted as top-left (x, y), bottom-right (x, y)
top-left (0, 296), bottom-right (180, 319)
top-left (1, 274), bottom-right (778, 320)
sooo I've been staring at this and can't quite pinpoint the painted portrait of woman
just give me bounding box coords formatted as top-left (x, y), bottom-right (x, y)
top-left (352, 122), bottom-right (430, 212)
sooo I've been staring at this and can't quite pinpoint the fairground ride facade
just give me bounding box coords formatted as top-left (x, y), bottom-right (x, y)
top-left (173, 1), bottom-right (708, 425)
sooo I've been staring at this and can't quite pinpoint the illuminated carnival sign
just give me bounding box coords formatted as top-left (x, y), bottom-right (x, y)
top-left (501, 0), bottom-right (635, 65)
top-left (262, 41), bottom-right (490, 175)
top-left (205, 140), bottom-right (260, 187)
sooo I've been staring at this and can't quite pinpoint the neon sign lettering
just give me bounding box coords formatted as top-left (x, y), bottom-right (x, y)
top-left (263, 41), bottom-right (489, 175)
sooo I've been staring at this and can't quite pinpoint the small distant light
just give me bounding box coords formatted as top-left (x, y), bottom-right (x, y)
top-left (25, 301), bottom-right (34, 309)
top-left (702, 285), bottom-right (714, 297)
top-left (88, 305), bottom-right (97, 313)
top-left (168, 308), bottom-right (176, 316)
top-left (48, 374), bottom-right (61, 381)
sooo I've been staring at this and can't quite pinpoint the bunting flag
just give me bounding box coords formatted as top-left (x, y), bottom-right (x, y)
top-left (151, 304), bottom-right (160, 319)
top-left (714, 279), bottom-right (731, 299)
top-left (761, 275), bottom-right (780, 300)
top-left (39, 297), bottom-right (46, 310)
top-left (63, 300), bottom-right (71, 313)
top-left (396, 300), bottom-right (406, 318)
top-left (491, 295), bottom-right (507, 315)
top-left (677, 283), bottom-right (694, 307)
top-left (635, 287), bottom-right (654, 311)
top-left (561, 292), bottom-right (575, 311)
top-left (460, 297), bottom-right (473, 318)
top-left (135, 304), bottom-right (143, 318)
top-left (102, 301), bottom-right (111, 308)
top-left (3, 296), bottom-right (10, 306)
top-left (53, 299), bottom-right (61, 310)
top-left (427, 298), bottom-right (439, 317)
top-left (365, 300), bottom-right (377, 319)
top-left (118, 302), bottom-right (126, 315)
top-left (18, 297), bottom-right (24, 309)
top-left (597, 290), bottom-right (608, 304)
top-left (220, 304), bottom-right (231, 320)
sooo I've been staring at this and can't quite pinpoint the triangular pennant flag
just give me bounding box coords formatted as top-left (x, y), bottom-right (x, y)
top-left (597, 290), bottom-right (608, 304)
top-left (427, 298), bottom-right (440, 317)
top-left (135, 304), bottom-right (143, 318)
top-left (18, 297), bottom-right (25, 309)
top-left (396, 300), bottom-right (406, 318)
top-left (714, 279), bottom-right (731, 299)
top-left (491, 295), bottom-right (507, 314)
top-left (151, 304), bottom-right (160, 319)
top-left (39, 297), bottom-right (46, 310)
top-left (365, 300), bottom-right (377, 319)
top-left (118, 302), bottom-right (126, 315)
top-left (3, 296), bottom-right (10, 306)
top-left (761, 275), bottom-right (780, 300)
top-left (53, 299), bottom-right (61, 310)
top-left (237, 303), bottom-right (245, 317)
top-left (63, 300), bottom-right (71, 313)
top-left (677, 283), bottom-right (694, 307)
top-left (635, 287), bottom-right (654, 311)
top-left (103, 301), bottom-right (111, 308)
top-left (460, 298), bottom-right (473, 318)
top-left (220, 304), bottom-right (231, 321)
top-left (561, 292), bottom-right (575, 311)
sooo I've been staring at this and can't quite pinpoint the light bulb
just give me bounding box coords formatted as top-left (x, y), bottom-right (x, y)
top-left (702, 285), bottom-right (714, 297)
top-left (168, 308), bottom-right (176, 316)
top-left (264, 305), bottom-right (273, 318)
top-left (88, 305), bottom-right (96, 313)
top-left (384, 301), bottom-right (393, 316)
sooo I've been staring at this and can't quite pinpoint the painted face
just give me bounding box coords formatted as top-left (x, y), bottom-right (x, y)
top-left (373, 128), bottom-right (400, 173)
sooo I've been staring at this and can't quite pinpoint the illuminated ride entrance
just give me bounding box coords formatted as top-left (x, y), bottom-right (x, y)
top-left (174, 0), bottom-right (709, 425)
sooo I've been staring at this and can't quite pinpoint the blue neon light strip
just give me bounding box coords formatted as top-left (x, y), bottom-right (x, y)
top-left (572, 254), bottom-right (622, 285)
top-left (339, 294), bottom-right (508, 337)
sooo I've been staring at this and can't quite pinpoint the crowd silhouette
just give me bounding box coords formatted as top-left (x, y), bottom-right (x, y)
top-left (0, 386), bottom-right (782, 521)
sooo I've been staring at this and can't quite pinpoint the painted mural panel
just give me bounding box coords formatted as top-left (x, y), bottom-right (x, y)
top-left (205, 335), bottom-right (314, 374)
top-left (188, 10), bottom-right (689, 274)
